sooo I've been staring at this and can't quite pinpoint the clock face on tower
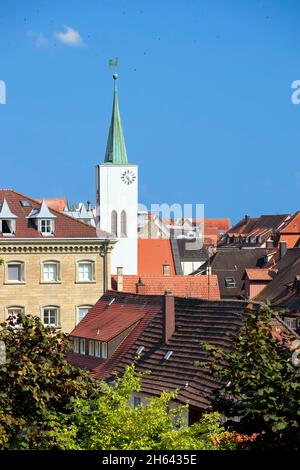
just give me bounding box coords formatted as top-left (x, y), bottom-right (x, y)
top-left (121, 169), bottom-right (136, 185)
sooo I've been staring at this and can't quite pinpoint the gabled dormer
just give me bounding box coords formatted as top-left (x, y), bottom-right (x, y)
top-left (0, 198), bottom-right (17, 236)
top-left (27, 200), bottom-right (56, 236)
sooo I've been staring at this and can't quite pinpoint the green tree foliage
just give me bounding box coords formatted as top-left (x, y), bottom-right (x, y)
top-left (0, 314), bottom-right (236, 450)
top-left (199, 304), bottom-right (300, 450)
top-left (66, 364), bottom-right (236, 450)
top-left (0, 313), bottom-right (99, 449)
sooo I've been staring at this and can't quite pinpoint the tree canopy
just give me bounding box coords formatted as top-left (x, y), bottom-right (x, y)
top-left (0, 313), bottom-right (235, 450)
top-left (199, 304), bottom-right (300, 450)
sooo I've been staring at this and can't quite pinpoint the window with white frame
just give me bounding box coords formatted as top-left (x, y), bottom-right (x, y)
top-left (102, 342), bottom-right (108, 359)
top-left (73, 337), bottom-right (79, 353)
top-left (39, 219), bottom-right (54, 235)
top-left (80, 338), bottom-right (86, 355)
top-left (89, 340), bottom-right (95, 356)
top-left (43, 307), bottom-right (59, 327)
top-left (6, 306), bottom-right (24, 327)
top-left (77, 305), bottom-right (92, 324)
top-left (95, 341), bottom-right (101, 357)
top-left (43, 261), bottom-right (59, 282)
top-left (7, 262), bottom-right (24, 282)
top-left (0, 219), bottom-right (16, 235)
top-left (78, 261), bottom-right (94, 282)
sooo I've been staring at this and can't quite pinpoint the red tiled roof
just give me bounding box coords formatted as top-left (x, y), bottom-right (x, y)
top-left (0, 189), bottom-right (110, 239)
top-left (69, 293), bottom-right (148, 341)
top-left (35, 197), bottom-right (67, 212)
top-left (75, 291), bottom-right (259, 411)
top-left (202, 219), bottom-right (231, 231)
top-left (280, 211), bottom-right (300, 234)
top-left (244, 268), bottom-right (272, 281)
top-left (279, 234), bottom-right (300, 249)
top-left (111, 274), bottom-right (220, 299)
top-left (138, 238), bottom-right (176, 275)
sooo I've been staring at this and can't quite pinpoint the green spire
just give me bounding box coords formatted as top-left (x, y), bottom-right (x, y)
top-left (104, 74), bottom-right (129, 164)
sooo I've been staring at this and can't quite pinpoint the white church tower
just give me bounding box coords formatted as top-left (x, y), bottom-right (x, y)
top-left (96, 73), bottom-right (138, 275)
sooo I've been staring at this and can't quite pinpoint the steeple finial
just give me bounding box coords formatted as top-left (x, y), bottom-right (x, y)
top-left (104, 74), bottom-right (128, 164)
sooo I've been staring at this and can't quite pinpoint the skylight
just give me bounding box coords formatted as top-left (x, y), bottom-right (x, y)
top-left (225, 277), bottom-right (236, 288)
top-left (20, 201), bottom-right (31, 207)
top-left (164, 351), bottom-right (173, 360)
top-left (136, 346), bottom-right (144, 355)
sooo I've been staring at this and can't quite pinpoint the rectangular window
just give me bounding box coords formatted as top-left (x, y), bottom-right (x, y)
top-left (102, 342), bottom-right (108, 359)
top-left (41, 219), bottom-right (52, 234)
top-left (78, 262), bottom-right (93, 281)
top-left (284, 317), bottom-right (298, 330)
top-left (7, 264), bottom-right (22, 282)
top-left (80, 338), bottom-right (85, 355)
top-left (7, 307), bottom-right (24, 327)
top-left (73, 337), bottom-right (79, 353)
top-left (225, 277), bottom-right (236, 288)
top-left (89, 340), bottom-right (95, 356)
top-left (95, 341), bottom-right (101, 358)
top-left (43, 308), bottom-right (58, 327)
top-left (78, 306), bottom-right (90, 323)
top-left (43, 262), bottom-right (58, 282)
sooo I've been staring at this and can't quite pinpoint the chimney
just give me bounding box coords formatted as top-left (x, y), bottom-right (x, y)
top-left (279, 241), bottom-right (287, 259)
top-left (295, 276), bottom-right (300, 295)
top-left (245, 215), bottom-right (250, 224)
top-left (163, 290), bottom-right (175, 344)
top-left (87, 200), bottom-right (92, 211)
top-left (116, 267), bottom-right (123, 291)
top-left (266, 239), bottom-right (274, 249)
top-left (163, 263), bottom-right (170, 276)
top-left (136, 277), bottom-right (147, 294)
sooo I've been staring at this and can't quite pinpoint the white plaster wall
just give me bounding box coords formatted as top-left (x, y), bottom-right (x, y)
top-left (96, 164), bottom-right (138, 274)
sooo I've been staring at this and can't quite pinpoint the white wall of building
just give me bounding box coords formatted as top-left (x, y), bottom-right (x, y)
top-left (96, 163), bottom-right (138, 275)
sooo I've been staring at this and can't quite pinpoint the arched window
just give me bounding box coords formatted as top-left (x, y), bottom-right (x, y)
top-left (111, 210), bottom-right (118, 237)
top-left (120, 210), bottom-right (127, 237)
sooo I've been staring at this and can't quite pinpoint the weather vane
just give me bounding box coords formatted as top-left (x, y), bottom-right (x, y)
top-left (108, 57), bottom-right (119, 72)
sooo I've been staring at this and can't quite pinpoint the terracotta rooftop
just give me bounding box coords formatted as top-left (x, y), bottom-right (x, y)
top-left (0, 189), bottom-right (111, 239)
top-left (138, 238), bottom-right (176, 275)
top-left (111, 274), bottom-right (220, 299)
top-left (35, 197), bottom-right (67, 212)
top-left (222, 214), bottom-right (291, 245)
top-left (280, 211), bottom-right (300, 234)
top-left (244, 268), bottom-right (272, 281)
top-left (69, 291), bottom-right (260, 411)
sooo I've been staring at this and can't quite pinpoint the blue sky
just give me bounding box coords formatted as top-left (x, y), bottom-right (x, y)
top-left (1, 0), bottom-right (300, 223)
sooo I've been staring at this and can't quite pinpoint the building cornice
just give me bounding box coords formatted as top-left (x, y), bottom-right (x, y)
top-left (0, 238), bottom-right (116, 254)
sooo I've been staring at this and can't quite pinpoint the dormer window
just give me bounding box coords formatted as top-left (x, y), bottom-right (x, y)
top-left (26, 200), bottom-right (56, 236)
top-left (0, 198), bottom-right (17, 236)
top-left (39, 219), bottom-right (54, 234)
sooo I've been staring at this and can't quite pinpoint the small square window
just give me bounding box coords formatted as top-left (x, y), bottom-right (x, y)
top-left (40, 219), bottom-right (53, 235)
top-left (225, 277), bottom-right (236, 288)
top-left (77, 306), bottom-right (91, 323)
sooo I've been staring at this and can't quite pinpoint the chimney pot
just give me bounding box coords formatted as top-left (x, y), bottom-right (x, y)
top-left (245, 215), bottom-right (250, 223)
top-left (136, 277), bottom-right (147, 294)
top-left (163, 290), bottom-right (175, 343)
top-left (279, 241), bottom-right (287, 259)
top-left (87, 200), bottom-right (92, 211)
